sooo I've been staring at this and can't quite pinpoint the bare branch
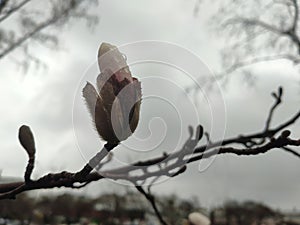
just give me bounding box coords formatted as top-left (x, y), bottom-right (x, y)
top-left (0, 3), bottom-right (75, 59)
top-left (0, 0), bottom-right (10, 14)
top-left (234, 55), bottom-right (297, 72)
top-left (136, 185), bottom-right (169, 225)
top-left (281, 146), bottom-right (300, 158)
top-left (216, 54), bottom-right (300, 84)
top-left (264, 86), bottom-right (283, 131)
top-left (186, 54), bottom-right (300, 92)
top-left (0, 87), bottom-right (299, 201)
top-left (196, 1), bottom-right (300, 87)
top-left (0, 0), bottom-right (99, 68)
top-left (73, 143), bottom-right (117, 181)
top-left (224, 17), bottom-right (287, 35)
top-left (188, 130), bottom-right (300, 163)
top-left (0, 0), bottom-right (31, 23)
top-left (0, 128), bottom-right (298, 200)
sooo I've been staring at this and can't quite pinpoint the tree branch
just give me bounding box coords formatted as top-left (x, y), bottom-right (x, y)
top-left (281, 146), bottom-right (300, 157)
top-left (188, 130), bottom-right (300, 164)
top-left (136, 185), bottom-right (169, 225)
top-left (0, 3), bottom-right (74, 59)
top-left (225, 17), bottom-right (287, 35)
top-left (0, 0), bottom-right (10, 14)
top-left (0, 87), bottom-right (299, 200)
top-left (186, 54), bottom-right (300, 92)
top-left (73, 143), bottom-right (117, 181)
top-left (214, 54), bottom-right (300, 82)
top-left (211, 6), bottom-right (300, 83)
top-left (264, 86), bottom-right (283, 131)
top-left (0, 0), bottom-right (31, 23)
top-left (0, 0), bottom-right (99, 67)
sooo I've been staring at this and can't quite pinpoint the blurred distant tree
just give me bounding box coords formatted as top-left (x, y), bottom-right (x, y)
top-left (222, 200), bottom-right (280, 225)
top-left (30, 194), bottom-right (95, 224)
top-left (0, 193), bottom-right (33, 222)
top-left (157, 194), bottom-right (201, 225)
top-left (0, 0), bottom-right (99, 71)
top-left (194, 0), bottom-right (300, 83)
top-left (52, 194), bottom-right (77, 223)
top-left (0, 192), bottom-right (290, 225)
top-left (93, 192), bottom-right (147, 224)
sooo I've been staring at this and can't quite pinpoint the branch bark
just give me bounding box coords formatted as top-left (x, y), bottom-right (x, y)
top-left (0, 87), bottom-right (299, 201)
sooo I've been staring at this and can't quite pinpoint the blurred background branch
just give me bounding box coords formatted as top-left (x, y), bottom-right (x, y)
top-left (0, 0), bottom-right (99, 72)
top-left (189, 0), bottom-right (300, 90)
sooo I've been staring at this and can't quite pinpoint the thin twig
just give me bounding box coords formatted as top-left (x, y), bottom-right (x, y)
top-left (73, 143), bottom-right (117, 181)
top-left (136, 185), bottom-right (169, 225)
top-left (224, 17), bottom-right (286, 35)
top-left (281, 146), bottom-right (300, 158)
top-left (264, 86), bottom-right (283, 131)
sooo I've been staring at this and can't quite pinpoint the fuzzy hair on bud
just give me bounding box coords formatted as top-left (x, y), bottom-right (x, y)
top-left (83, 43), bottom-right (142, 145)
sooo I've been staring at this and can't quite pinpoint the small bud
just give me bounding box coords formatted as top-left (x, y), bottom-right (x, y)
top-left (18, 125), bottom-right (35, 157)
top-left (281, 130), bottom-right (291, 138)
top-left (196, 125), bottom-right (204, 140)
top-left (278, 86), bottom-right (283, 97)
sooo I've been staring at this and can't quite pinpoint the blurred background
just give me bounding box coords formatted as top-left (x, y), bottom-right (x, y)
top-left (0, 0), bottom-right (299, 224)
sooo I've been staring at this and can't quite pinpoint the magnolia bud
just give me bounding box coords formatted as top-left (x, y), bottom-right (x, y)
top-left (83, 43), bottom-right (142, 145)
top-left (18, 125), bottom-right (36, 157)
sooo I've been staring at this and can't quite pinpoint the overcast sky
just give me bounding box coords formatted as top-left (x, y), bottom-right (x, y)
top-left (0, 0), bottom-right (300, 211)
